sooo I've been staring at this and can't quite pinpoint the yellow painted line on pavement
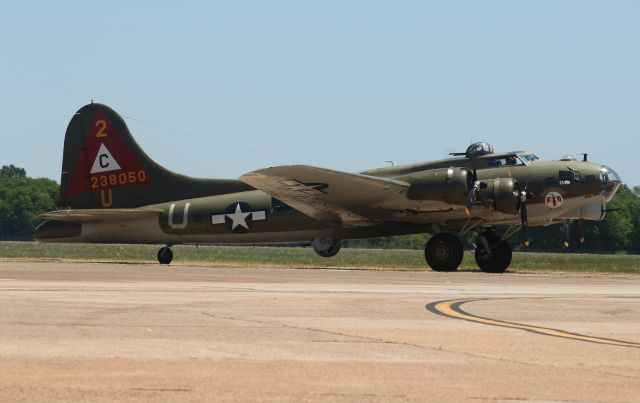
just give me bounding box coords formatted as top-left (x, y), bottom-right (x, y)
top-left (426, 298), bottom-right (640, 349)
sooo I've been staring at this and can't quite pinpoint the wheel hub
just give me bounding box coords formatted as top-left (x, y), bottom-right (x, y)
top-left (435, 244), bottom-right (451, 260)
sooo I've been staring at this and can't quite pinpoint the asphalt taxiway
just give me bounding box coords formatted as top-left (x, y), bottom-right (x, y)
top-left (0, 260), bottom-right (638, 402)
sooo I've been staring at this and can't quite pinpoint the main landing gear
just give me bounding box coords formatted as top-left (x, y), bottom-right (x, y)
top-left (474, 230), bottom-right (512, 273)
top-left (157, 246), bottom-right (173, 264)
top-left (312, 237), bottom-right (342, 257)
top-left (424, 233), bottom-right (464, 272)
top-left (423, 230), bottom-right (513, 273)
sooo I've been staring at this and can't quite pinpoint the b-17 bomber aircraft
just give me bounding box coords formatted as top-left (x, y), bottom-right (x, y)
top-left (35, 103), bottom-right (622, 273)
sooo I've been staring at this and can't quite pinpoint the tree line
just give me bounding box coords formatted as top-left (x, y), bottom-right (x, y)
top-left (1, 165), bottom-right (638, 252)
top-left (0, 165), bottom-right (58, 240)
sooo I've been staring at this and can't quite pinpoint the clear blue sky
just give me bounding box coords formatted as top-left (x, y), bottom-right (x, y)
top-left (1, 1), bottom-right (638, 185)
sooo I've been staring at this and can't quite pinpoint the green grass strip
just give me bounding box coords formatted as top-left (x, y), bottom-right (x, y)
top-left (1, 242), bottom-right (639, 274)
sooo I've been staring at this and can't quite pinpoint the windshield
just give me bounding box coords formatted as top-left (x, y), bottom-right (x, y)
top-left (518, 153), bottom-right (540, 165)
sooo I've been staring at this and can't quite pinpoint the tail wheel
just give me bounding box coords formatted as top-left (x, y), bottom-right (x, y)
top-left (474, 237), bottom-right (512, 273)
top-left (424, 233), bottom-right (463, 272)
top-left (157, 247), bottom-right (173, 264)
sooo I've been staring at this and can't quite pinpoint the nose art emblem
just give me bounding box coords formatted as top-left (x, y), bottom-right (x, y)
top-left (545, 191), bottom-right (564, 208)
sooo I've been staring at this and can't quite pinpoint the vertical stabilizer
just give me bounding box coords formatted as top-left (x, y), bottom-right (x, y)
top-left (60, 103), bottom-right (251, 209)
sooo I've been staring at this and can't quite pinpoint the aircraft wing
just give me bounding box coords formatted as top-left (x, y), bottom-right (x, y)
top-left (40, 208), bottom-right (163, 223)
top-left (240, 165), bottom-right (410, 226)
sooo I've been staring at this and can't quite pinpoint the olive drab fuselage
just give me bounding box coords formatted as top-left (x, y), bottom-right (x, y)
top-left (35, 105), bottom-right (621, 262)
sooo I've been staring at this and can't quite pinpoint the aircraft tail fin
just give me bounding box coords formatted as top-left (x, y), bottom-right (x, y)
top-left (59, 103), bottom-right (251, 209)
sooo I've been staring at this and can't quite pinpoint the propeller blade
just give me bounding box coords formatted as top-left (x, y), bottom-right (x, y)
top-left (466, 190), bottom-right (474, 211)
top-left (519, 190), bottom-right (529, 247)
top-left (466, 167), bottom-right (479, 212)
top-left (578, 220), bottom-right (585, 244)
top-left (520, 203), bottom-right (529, 247)
top-left (562, 220), bottom-right (570, 248)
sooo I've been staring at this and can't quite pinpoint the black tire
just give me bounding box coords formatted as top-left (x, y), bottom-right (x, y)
top-left (315, 241), bottom-right (341, 257)
top-left (157, 247), bottom-right (173, 264)
top-left (424, 233), bottom-right (463, 272)
top-left (474, 239), bottom-right (511, 273)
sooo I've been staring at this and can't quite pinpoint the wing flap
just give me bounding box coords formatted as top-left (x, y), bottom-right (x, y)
top-left (40, 208), bottom-right (163, 223)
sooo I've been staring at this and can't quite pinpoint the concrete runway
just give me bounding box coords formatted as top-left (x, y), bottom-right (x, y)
top-left (0, 260), bottom-right (639, 402)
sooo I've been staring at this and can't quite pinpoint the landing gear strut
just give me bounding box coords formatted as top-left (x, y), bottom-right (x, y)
top-left (474, 230), bottom-right (512, 273)
top-left (312, 237), bottom-right (342, 257)
top-left (157, 246), bottom-right (173, 264)
top-left (424, 233), bottom-right (464, 272)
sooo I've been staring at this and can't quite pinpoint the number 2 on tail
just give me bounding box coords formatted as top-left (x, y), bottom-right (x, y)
top-left (95, 120), bottom-right (107, 138)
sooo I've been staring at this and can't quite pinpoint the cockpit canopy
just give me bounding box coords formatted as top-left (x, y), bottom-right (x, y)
top-left (450, 142), bottom-right (540, 167)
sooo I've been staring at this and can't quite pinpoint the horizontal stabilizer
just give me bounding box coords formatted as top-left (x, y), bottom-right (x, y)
top-left (41, 208), bottom-right (163, 223)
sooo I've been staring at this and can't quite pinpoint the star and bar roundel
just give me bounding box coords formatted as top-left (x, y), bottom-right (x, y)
top-left (211, 202), bottom-right (267, 233)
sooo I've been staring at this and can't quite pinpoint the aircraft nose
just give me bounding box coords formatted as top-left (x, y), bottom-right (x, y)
top-left (599, 165), bottom-right (622, 202)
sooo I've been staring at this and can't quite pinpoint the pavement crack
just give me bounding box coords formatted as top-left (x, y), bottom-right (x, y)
top-left (201, 311), bottom-right (640, 382)
top-left (130, 388), bottom-right (191, 393)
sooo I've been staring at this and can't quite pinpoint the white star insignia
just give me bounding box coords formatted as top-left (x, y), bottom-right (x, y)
top-left (226, 203), bottom-right (251, 230)
top-left (210, 203), bottom-right (267, 230)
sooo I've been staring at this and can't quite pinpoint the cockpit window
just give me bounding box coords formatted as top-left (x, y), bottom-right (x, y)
top-left (519, 153), bottom-right (540, 164)
top-left (486, 155), bottom-right (524, 167)
top-left (559, 170), bottom-right (573, 185)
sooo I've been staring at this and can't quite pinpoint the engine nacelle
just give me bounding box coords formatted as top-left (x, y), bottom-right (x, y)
top-left (400, 167), bottom-right (473, 206)
top-left (477, 178), bottom-right (520, 215)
